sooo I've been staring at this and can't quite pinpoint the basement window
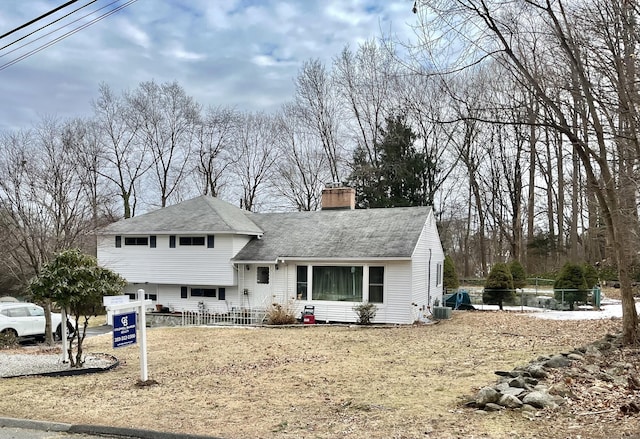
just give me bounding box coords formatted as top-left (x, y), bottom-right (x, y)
top-left (191, 288), bottom-right (216, 297)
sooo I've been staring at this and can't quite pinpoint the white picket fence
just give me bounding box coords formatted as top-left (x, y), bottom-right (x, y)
top-left (181, 308), bottom-right (267, 326)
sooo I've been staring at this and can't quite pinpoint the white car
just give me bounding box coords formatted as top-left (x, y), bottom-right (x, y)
top-left (0, 302), bottom-right (64, 341)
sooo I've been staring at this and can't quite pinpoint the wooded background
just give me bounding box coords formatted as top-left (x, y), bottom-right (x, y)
top-left (1, 0), bottom-right (637, 305)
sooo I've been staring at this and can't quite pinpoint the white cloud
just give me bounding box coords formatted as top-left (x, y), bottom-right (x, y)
top-left (0, 0), bottom-right (418, 130)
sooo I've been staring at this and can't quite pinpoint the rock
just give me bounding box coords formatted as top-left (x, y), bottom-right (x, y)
top-left (476, 386), bottom-right (500, 407)
top-left (548, 382), bottom-right (574, 398)
top-left (522, 391), bottom-right (557, 409)
top-left (545, 355), bottom-right (571, 368)
top-left (484, 403), bottom-right (503, 411)
top-left (500, 386), bottom-right (525, 397)
top-left (584, 344), bottom-right (603, 358)
top-left (521, 403), bottom-right (538, 413)
top-left (509, 376), bottom-right (527, 388)
top-left (499, 394), bottom-right (523, 409)
top-left (597, 372), bottom-right (615, 382)
top-left (524, 377), bottom-right (539, 386)
top-left (567, 353), bottom-right (584, 361)
top-left (526, 364), bottom-right (548, 379)
top-left (495, 370), bottom-right (513, 377)
top-left (582, 364), bottom-right (600, 374)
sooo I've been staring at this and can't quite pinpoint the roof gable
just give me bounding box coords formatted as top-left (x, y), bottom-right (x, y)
top-left (100, 196), bottom-right (263, 235)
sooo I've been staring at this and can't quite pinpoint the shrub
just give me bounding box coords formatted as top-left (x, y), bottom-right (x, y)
top-left (483, 263), bottom-right (515, 310)
top-left (583, 263), bottom-right (599, 289)
top-left (443, 255), bottom-right (460, 290)
top-left (509, 260), bottom-right (527, 289)
top-left (554, 262), bottom-right (588, 310)
top-left (265, 299), bottom-right (298, 325)
top-left (353, 302), bottom-right (377, 325)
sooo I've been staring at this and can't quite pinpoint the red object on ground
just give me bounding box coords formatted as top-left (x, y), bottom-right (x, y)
top-left (303, 314), bottom-right (315, 324)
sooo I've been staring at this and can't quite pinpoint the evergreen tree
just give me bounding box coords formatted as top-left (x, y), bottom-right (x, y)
top-left (554, 262), bottom-right (589, 311)
top-left (483, 263), bottom-right (515, 310)
top-left (509, 260), bottom-right (527, 289)
top-left (348, 113), bottom-right (429, 208)
top-left (443, 255), bottom-right (459, 290)
top-left (583, 263), bottom-right (599, 289)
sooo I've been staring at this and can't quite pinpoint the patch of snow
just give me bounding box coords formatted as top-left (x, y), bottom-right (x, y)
top-left (469, 299), bottom-right (640, 321)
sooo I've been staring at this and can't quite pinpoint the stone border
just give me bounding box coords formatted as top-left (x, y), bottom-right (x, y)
top-left (1, 353), bottom-right (119, 379)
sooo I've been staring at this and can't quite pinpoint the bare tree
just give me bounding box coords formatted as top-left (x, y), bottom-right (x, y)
top-left (231, 112), bottom-right (280, 212)
top-left (193, 106), bottom-right (237, 197)
top-left (413, 0), bottom-right (640, 343)
top-left (0, 118), bottom-right (93, 344)
top-left (272, 103), bottom-right (331, 211)
top-left (126, 80), bottom-right (201, 208)
top-left (293, 59), bottom-right (344, 182)
top-left (92, 83), bottom-right (150, 218)
top-left (334, 40), bottom-right (398, 170)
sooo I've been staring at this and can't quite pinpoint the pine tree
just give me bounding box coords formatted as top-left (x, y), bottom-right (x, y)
top-left (483, 263), bottom-right (515, 310)
top-left (348, 113), bottom-right (429, 208)
top-left (443, 255), bottom-right (459, 290)
top-left (554, 262), bottom-right (589, 311)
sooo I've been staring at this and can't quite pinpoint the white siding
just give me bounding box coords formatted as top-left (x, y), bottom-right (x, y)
top-left (97, 234), bottom-right (245, 285)
top-left (280, 260), bottom-right (414, 324)
top-left (125, 284), bottom-right (241, 314)
top-left (411, 211), bottom-right (445, 313)
top-left (236, 264), bottom-right (288, 309)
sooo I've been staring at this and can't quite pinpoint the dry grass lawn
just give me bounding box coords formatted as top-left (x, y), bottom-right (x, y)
top-left (0, 310), bottom-right (635, 439)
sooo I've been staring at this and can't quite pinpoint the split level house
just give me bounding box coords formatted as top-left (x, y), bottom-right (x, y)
top-left (96, 186), bottom-right (445, 324)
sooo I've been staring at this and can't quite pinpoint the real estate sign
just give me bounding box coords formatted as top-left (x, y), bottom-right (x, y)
top-left (113, 311), bottom-right (137, 348)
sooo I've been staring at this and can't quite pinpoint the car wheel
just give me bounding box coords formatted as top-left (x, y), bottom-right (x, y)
top-left (55, 322), bottom-right (75, 341)
top-left (0, 328), bottom-right (18, 347)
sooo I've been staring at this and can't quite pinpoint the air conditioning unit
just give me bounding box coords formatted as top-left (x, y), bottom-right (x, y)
top-left (433, 306), bottom-right (452, 320)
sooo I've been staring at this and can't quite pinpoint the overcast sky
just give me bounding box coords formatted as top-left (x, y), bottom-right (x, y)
top-left (0, 0), bottom-right (417, 131)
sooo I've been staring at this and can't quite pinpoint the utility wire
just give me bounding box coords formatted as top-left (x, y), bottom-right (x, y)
top-left (0, 0), bottom-right (139, 71)
top-left (0, 0), bottom-right (99, 53)
top-left (0, 0), bottom-right (81, 40)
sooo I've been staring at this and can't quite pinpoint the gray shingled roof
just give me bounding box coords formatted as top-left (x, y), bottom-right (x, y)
top-left (232, 206), bottom-right (432, 261)
top-left (100, 196), bottom-right (263, 235)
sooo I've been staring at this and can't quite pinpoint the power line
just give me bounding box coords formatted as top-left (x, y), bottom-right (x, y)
top-left (0, 1), bottom-right (99, 53)
top-left (0, 0), bottom-right (139, 72)
top-left (0, 0), bottom-right (81, 40)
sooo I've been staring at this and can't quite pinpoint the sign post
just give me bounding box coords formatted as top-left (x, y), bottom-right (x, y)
top-left (104, 289), bottom-right (152, 382)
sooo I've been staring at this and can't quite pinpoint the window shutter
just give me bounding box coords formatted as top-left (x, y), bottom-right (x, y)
top-left (150, 235), bottom-right (157, 248)
top-left (218, 288), bottom-right (225, 300)
top-left (207, 235), bottom-right (215, 248)
top-left (180, 286), bottom-right (188, 298)
top-left (170, 235), bottom-right (176, 248)
top-left (115, 236), bottom-right (121, 248)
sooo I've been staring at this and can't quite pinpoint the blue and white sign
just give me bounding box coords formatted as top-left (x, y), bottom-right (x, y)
top-left (113, 311), bottom-right (137, 348)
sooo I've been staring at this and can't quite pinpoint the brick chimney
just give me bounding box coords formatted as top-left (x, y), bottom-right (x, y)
top-left (321, 183), bottom-right (355, 210)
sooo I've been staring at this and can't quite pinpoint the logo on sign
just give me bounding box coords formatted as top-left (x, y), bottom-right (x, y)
top-left (113, 311), bottom-right (137, 348)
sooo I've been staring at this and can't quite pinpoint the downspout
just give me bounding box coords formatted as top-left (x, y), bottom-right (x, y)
top-left (427, 249), bottom-right (432, 309)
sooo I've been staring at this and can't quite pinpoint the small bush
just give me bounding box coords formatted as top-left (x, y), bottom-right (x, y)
top-left (353, 302), bottom-right (377, 325)
top-left (265, 299), bottom-right (298, 325)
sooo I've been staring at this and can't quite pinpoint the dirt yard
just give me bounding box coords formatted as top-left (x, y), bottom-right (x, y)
top-left (0, 310), bottom-right (637, 439)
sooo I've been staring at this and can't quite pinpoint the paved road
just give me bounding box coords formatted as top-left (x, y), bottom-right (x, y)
top-left (0, 418), bottom-right (223, 439)
top-left (0, 426), bottom-right (119, 438)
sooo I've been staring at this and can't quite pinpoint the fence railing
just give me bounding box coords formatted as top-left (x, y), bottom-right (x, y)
top-left (181, 308), bottom-right (267, 326)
